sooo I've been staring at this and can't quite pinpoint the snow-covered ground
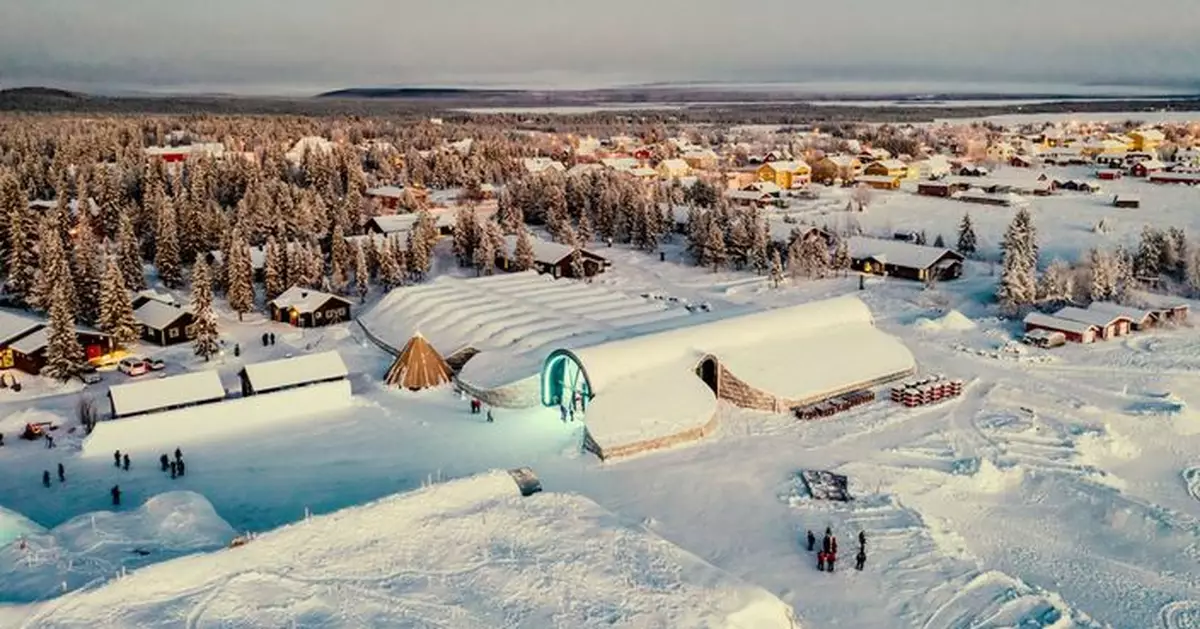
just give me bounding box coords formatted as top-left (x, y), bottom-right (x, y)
top-left (2, 202), bottom-right (1200, 626)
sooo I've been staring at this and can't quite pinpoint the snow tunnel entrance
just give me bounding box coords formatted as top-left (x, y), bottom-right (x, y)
top-left (697, 356), bottom-right (719, 396)
top-left (540, 350), bottom-right (592, 413)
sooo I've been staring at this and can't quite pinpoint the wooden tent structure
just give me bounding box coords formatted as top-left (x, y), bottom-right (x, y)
top-left (385, 333), bottom-right (454, 390)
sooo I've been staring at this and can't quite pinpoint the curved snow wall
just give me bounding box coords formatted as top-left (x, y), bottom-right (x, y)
top-left (81, 380), bottom-right (353, 458)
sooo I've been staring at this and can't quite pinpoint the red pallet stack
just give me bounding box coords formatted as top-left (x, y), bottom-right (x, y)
top-left (890, 374), bottom-right (963, 409)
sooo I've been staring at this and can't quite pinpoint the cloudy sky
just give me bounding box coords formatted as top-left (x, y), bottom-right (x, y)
top-left (3, 0), bottom-right (1199, 95)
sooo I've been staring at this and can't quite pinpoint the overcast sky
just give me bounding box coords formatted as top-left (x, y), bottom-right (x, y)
top-left (3, 0), bottom-right (1199, 95)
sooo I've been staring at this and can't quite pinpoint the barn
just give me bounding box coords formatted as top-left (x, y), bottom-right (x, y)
top-left (238, 350), bottom-right (348, 396)
top-left (108, 371), bottom-right (226, 419)
top-left (1052, 306), bottom-right (1133, 340)
top-left (847, 237), bottom-right (964, 282)
top-left (268, 287), bottom-right (353, 328)
top-left (1087, 302), bottom-right (1154, 330)
top-left (1023, 312), bottom-right (1099, 344)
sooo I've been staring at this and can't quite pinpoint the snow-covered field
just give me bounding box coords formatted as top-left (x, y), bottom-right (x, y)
top-left (2, 191), bottom-right (1200, 626)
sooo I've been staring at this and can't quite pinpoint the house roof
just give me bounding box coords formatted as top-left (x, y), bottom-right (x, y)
top-left (869, 159), bottom-right (908, 171)
top-left (366, 185), bottom-right (406, 199)
top-left (108, 370), bottom-right (226, 418)
top-left (268, 286), bottom-right (350, 314)
top-left (762, 160), bottom-right (810, 173)
top-left (847, 237), bottom-right (962, 270)
top-left (8, 327), bottom-right (50, 354)
top-left (133, 289), bottom-right (178, 306)
top-left (134, 300), bottom-right (194, 331)
top-left (1132, 129), bottom-right (1165, 142)
top-left (1053, 306), bottom-right (1132, 328)
top-left (522, 157), bottom-right (565, 174)
top-left (658, 158), bottom-right (689, 172)
top-left (500, 235), bottom-right (604, 266)
top-left (822, 155), bottom-right (860, 168)
top-left (855, 175), bottom-right (900, 184)
top-left (1150, 172), bottom-right (1200, 182)
top-left (0, 309), bottom-right (45, 344)
top-left (240, 350), bottom-right (348, 394)
top-left (1086, 301), bottom-right (1152, 323)
top-left (1023, 312), bottom-right (1098, 335)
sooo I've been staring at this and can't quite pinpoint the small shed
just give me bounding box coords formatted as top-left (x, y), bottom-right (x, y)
top-left (0, 310), bottom-right (47, 372)
top-left (1112, 194), bottom-right (1140, 209)
top-left (268, 287), bottom-right (353, 328)
top-left (1023, 312), bottom-right (1099, 344)
top-left (238, 350), bottom-right (348, 396)
top-left (1096, 169), bottom-right (1123, 181)
top-left (108, 370), bottom-right (226, 419)
top-left (917, 181), bottom-right (954, 198)
top-left (134, 300), bottom-right (196, 346)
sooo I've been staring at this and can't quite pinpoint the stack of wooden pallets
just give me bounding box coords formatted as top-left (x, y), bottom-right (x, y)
top-left (793, 389), bottom-right (876, 420)
top-left (890, 375), bottom-right (964, 408)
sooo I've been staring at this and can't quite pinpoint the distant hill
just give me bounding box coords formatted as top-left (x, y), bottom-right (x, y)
top-left (317, 87), bottom-right (518, 99)
top-left (0, 86), bottom-right (84, 100)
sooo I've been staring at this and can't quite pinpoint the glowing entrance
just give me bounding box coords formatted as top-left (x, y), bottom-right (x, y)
top-left (540, 350), bottom-right (593, 410)
top-left (696, 356), bottom-right (718, 395)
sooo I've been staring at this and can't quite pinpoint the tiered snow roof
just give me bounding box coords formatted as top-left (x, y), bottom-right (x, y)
top-left (108, 371), bottom-right (226, 418)
top-left (240, 350), bottom-right (348, 395)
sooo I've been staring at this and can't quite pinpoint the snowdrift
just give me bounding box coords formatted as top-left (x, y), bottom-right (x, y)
top-left (0, 506), bottom-right (45, 548)
top-left (82, 380), bottom-right (353, 457)
top-left (914, 309), bottom-right (977, 332)
top-left (21, 472), bottom-right (799, 629)
top-left (0, 492), bottom-right (235, 603)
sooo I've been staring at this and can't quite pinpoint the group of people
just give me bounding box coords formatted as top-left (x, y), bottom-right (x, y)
top-left (468, 398), bottom-right (494, 423)
top-left (806, 528), bottom-right (868, 573)
top-left (159, 448), bottom-right (186, 478)
top-left (41, 463), bottom-right (65, 487)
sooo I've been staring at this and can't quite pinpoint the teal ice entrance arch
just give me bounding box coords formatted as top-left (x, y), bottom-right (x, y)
top-left (540, 350), bottom-right (593, 410)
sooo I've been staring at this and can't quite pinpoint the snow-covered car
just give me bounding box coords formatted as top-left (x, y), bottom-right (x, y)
top-left (78, 365), bottom-right (102, 385)
top-left (145, 357), bottom-right (166, 371)
top-left (118, 357), bottom-right (148, 377)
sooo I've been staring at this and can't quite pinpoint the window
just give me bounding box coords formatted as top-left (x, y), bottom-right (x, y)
top-left (314, 311), bottom-right (322, 321)
top-left (185, 324), bottom-right (196, 337)
top-left (168, 328), bottom-right (179, 339)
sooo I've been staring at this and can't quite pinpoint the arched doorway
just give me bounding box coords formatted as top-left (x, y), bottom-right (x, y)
top-left (696, 356), bottom-right (719, 395)
top-left (540, 350), bottom-right (593, 410)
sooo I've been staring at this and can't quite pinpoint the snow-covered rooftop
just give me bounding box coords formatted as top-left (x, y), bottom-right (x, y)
top-left (108, 371), bottom-right (226, 418)
top-left (23, 472), bottom-right (796, 628)
top-left (1023, 312), bottom-right (1098, 335)
top-left (499, 235), bottom-right (599, 265)
top-left (0, 309), bottom-right (43, 343)
top-left (269, 286), bottom-right (349, 314)
top-left (133, 300), bottom-right (192, 331)
top-left (1053, 306), bottom-right (1132, 328)
top-left (239, 350), bottom-right (348, 394)
top-left (7, 327), bottom-right (48, 354)
top-left (365, 185), bottom-right (405, 198)
top-left (1087, 301), bottom-right (1153, 323)
top-left (847, 237), bottom-right (961, 270)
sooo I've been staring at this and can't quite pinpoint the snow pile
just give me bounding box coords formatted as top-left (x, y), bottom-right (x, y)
top-left (957, 458), bottom-right (1026, 494)
top-left (20, 472), bottom-right (798, 628)
top-left (914, 309), bottom-right (977, 332)
top-left (0, 492), bottom-right (235, 602)
top-left (0, 506), bottom-right (45, 548)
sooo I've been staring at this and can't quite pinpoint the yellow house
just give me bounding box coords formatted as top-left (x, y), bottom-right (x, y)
top-left (656, 158), bottom-right (691, 180)
top-left (756, 160), bottom-right (811, 189)
top-left (1129, 129), bottom-right (1165, 152)
top-left (863, 159), bottom-right (908, 178)
top-left (854, 175), bottom-right (901, 190)
top-left (812, 156), bottom-right (862, 184)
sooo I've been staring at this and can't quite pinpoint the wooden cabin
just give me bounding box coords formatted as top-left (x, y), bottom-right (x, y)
top-left (268, 287), bottom-right (353, 328)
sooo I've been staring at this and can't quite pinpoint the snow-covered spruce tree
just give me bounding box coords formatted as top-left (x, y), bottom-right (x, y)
top-left (70, 209), bottom-right (102, 324)
top-left (702, 219), bottom-right (728, 272)
top-left (769, 249), bottom-right (785, 288)
top-left (225, 235), bottom-right (255, 321)
top-left (43, 282), bottom-right (85, 382)
top-left (190, 258), bottom-right (221, 362)
top-left (286, 241), bottom-right (308, 289)
top-left (330, 221), bottom-right (349, 291)
top-left (472, 227), bottom-right (496, 276)
top-left (117, 209), bottom-right (145, 291)
top-left (831, 235), bottom-right (851, 275)
top-left (726, 217), bottom-right (750, 269)
top-left (33, 218), bottom-right (74, 315)
top-left (263, 236), bottom-right (286, 301)
top-left (452, 208), bottom-right (478, 265)
top-left (377, 237), bottom-right (402, 290)
top-left (570, 246), bottom-right (586, 279)
top-left (915, 230), bottom-right (928, 246)
top-left (799, 236), bottom-right (831, 279)
top-left (578, 210), bottom-right (595, 246)
top-left (353, 240), bottom-right (369, 303)
top-left (155, 199), bottom-right (182, 288)
top-left (1168, 227), bottom-right (1188, 281)
top-left (1134, 226), bottom-right (1163, 278)
top-left (685, 206), bottom-right (707, 265)
top-left (98, 257), bottom-right (140, 348)
top-left (5, 205), bottom-right (37, 306)
top-left (749, 215), bottom-right (770, 273)
top-left (956, 212), bottom-right (978, 258)
top-left (1186, 249), bottom-right (1200, 297)
top-left (416, 208), bottom-right (439, 252)
top-left (513, 226), bottom-right (536, 272)
top-left (392, 236), bottom-right (409, 283)
top-left (1112, 245), bottom-right (1135, 303)
top-left (1087, 248), bottom-right (1116, 302)
top-left (785, 235), bottom-right (805, 279)
top-left (933, 234), bottom-right (946, 248)
top-left (996, 208), bottom-right (1038, 313)
top-left (306, 241), bottom-right (325, 289)
top-left (1037, 259), bottom-right (1075, 309)
top-left (407, 228), bottom-right (429, 282)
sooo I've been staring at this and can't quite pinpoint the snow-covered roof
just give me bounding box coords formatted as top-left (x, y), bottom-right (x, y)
top-left (855, 175), bottom-right (900, 184)
top-left (286, 136), bottom-right (334, 162)
top-left (521, 157), bottom-right (565, 174)
top-left (133, 300), bottom-right (193, 330)
top-left (1131, 129), bottom-right (1165, 142)
top-left (847, 237), bottom-right (961, 270)
top-left (500, 235), bottom-right (579, 265)
top-left (365, 185), bottom-right (405, 199)
top-left (108, 371), bottom-right (226, 418)
top-left (1150, 172), bottom-right (1200, 183)
top-left (8, 327), bottom-right (49, 354)
top-left (143, 143), bottom-right (224, 158)
top-left (1087, 301), bottom-right (1152, 323)
top-left (762, 160), bottom-right (810, 172)
top-left (629, 167), bottom-right (658, 177)
top-left (1023, 312), bottom-right (1098, 335)
top-left (240, 350), bottom-right (348, 394)
top-left (0, 309), bottom-right (44, 343)
top-left (268, 286), bottom-right (350, 314)
top-left (24, 471), bottom-right (796, 628)
top-left (869, 159), bottom-right (908, 171)
top-left (658, 158), bottom-right (690, 172)
top-left (368, 214), bottom-right (417, 234)
top-left (822, 155), bottom-right (860, 167)
top-left (133, 289), bottom-right (178, 306)
top-left (600, 157), bottom-right (640, 171)
top-left (1052, 306), bottom-right (1132, 328)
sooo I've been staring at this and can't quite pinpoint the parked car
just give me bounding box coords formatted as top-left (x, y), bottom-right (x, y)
top-left (78, 365), bottom-right (102, 385)
top-left (145, 357), bottom-right (166, 371)
top-left (118, 357), bottom-right (148, 377)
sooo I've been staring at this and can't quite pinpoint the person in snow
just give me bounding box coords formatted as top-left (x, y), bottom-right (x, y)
top-left (827, 551), bottom-right (836, 573)
top-left (114, 450), bottom-right (121, 467)
top-left (111, 485), bottom-right (121, 506)
top-left (42, 470), bottom-right (51, 487)
top-left (858, 530), bottom-right (866, 548)
top-left (261, 332), bottom-right (269, 347)
top-left (170, 460), bottom-right (177, 479)
top-left (559, 403), bottom-right (568, 423)
top-left (45, 434), bottom-right (54, 449)
top-left (855, 547), bottom-right (866, 571)
top-left (174, 448), bottom-right (182, 462)
top-left (486, 408), bottom-right (494, 423)
top-left (122, 453), bottom-right (130, 471)
top-left (816, 550), bottom-right (826, 572)
top-left (569, 406), bottom-right (575, 422)
top-left (270, 332), bottom-right (276, 345)
top-left (831, 534), bottom-right (838, 557)
top-left (160, 454), bottom-right (170, 472)
top-left (177, 459), bottom-right (186, 476)
top-left (822, 528), bottom-right (833, 554)
top-left (57, 463), bottom-right (65, 483)
top-left (806, 530), bottom-right (816, 552)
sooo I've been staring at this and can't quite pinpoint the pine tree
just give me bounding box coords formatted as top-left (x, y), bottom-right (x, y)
top-left (933, 234), bottom-right (946, 248)
top-left (1087, 248), bottom-right (1116, 302)
top-left (1168, 227), bottom-right (1188, 281)
top-left (286, 241), bottom-right (308, 289)
top-left (155, 199), bottom-right (182, 288)
top-left (785, 236), bottom-right (805, 279)
top-left (353, 240), bottom-right (369, 303)
top-left (5, 205), bottom-right (37, 305)
top-left (514, 227), bottom-right (536, 272)
top-left (377, 237), bottom-right (402, 290)
top-left (1134, 225), bottom-right (1163, 278)
top-left (749, 215), bottom-right (770, 273)
top-left (703, 220), bottom-right (727, 272)
top-left (263, 236), bottom-right (286, 301)
top-left (578, 210), bottom-right (595, 246)
top-left (726, 217), bottom-right (750, 269)
top-left (407, 227), bottom-right (431, 281)
top-left (392, 236), bottom-right (409, 282)
top-left (957, 212), bottom-right (978, 258)
top-left (769, 249), bottom-right (785, 288)
top-left (1038, 259), bottom-right (1075, 308)
top-left (98, 258), bottom-right (140, 348)
top-left (472, 228), bottom-right (495, 276)
top-left (33, 218), bottom-right (73, 314)
top-left (915, 230), bottom-right (928, 246)
top-left (996, 209), bottom-right (1038, 313)
top-left (71, 210), bottom-right (102, 324)
top-left (117, 209), bottom-right (145, 291)
top-left (225, 232), bottom-right (255, 321)
top-left (190, 258), bottom-right (221, 362)
top-left (307, 241), bottom-right (325, 289)
top-left (43, 281), bottom-right (85, 382)
top-left (1112, 246), bottom-right (1135, 302)
top-left (452, 208), bottom-right (478, 265)
top-left (831, 235), bottom-right (851, 275)
top-left (330, 221), bottom-right (350, 291)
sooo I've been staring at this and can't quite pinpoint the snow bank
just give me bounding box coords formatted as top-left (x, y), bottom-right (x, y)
top-left (0, 506), bottom-right (45, 548)
top-left (914, 309), bottom-right (977, 332)
top-left (23, 472), bottom-right (798, 628)
top-left (0, 491), bottom-right (235, 603)
top-left (82, 380), bottom-right (353, 457)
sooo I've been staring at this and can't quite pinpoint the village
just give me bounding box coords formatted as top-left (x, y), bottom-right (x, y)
top-left (1, 109), bottom-right (1199, 628)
